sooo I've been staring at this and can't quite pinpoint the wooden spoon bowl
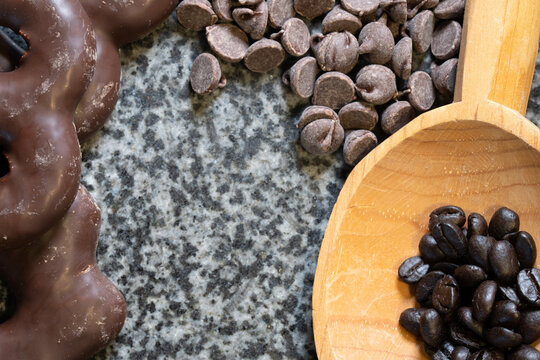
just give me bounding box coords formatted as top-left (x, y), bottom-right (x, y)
top-left (312, 1), bottom-right (540, 359)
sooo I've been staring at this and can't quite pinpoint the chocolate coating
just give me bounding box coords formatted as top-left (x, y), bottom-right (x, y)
top-left (0, 29), bottom-right (25, 72)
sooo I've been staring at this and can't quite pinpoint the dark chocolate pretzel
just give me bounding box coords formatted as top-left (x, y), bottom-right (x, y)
top-left (0, 0), bottom-right (96, 247)
top-left (0, 29), bottom-right (24, 72)
top-left (0, 186), bottom-right (127, 359)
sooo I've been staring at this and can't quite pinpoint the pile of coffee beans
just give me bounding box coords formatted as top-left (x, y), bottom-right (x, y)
top-left (177, 0), bottom-right (466, 166)
top-left (398, 206), bottom-right (540, 360)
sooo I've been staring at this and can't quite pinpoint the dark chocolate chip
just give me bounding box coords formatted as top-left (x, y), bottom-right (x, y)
top-left (343, 130), bottom-right (378, 166)
top-left (431, 20), bottom-right (462, 60)
top-left (283, 57), bottom-right (320, 99)
top-left (338, 102), bottom-right (378, 130)
top-left (297, 105), bottom-right (339, 131)
top-left (190, 53), bottom-right (226, 95)
top-left (392, 36), bottom-right (413, 80)
top-left (355, 65), bottom-right (397, 105)
top-left (406, 10), bottom-right (435, 53)
top-left (312, 32), bottom-right (360, 73)
top-left (300, 119), bottom-right (345, 155)
top-left (278, 18), bottom-right (310, 56)
top-left (381, 100), bottom-right (415, 134)
top-left (206, 24), bottom-right (250, 63)
top-left (341, 0), bottom-right (379, 17)
top-left (433, 0), bottom-right (465, 20)
top-left (267, 0), bottom-right (296, 28)
top-left (322, 5), bottom-right (363, 34)
top-left (432, 57), bottom-right (458, 98)
top-left (232, 1), bottom-right (268, 40)
top-left (358, 22), bottom-right (395, 64)
top-left (244, 38), bottom-right (285, 73)
top-left (176, 0), bottom-right (218, 31)
top-left (212, 0), bottom-right (234, 21)
top-left (380, 0), bottom-right (408, 24)
top-left (407, 71), bottom-right (436, 112)
top-left (294, 0), bottom-right (335, 20)
top-left (313, 71), bottom-right (357, 110)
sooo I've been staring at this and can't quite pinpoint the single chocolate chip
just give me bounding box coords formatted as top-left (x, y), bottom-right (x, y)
top-left (407, 0), bottom-right (435, 19)
top-left (420, 308), bottom-right (445, 347)
top-left (399, 256), bottom-right (430, 283)
top-left (381, 100), bottom-right (415, 134)
top-left (212, 0), bottom-right (234, 21)
top-left (380, 0), bottom-right (408, 24)
top-left (485, 327), bottom-right (523, 349)
top-left (232, 1), bottom-right (268, 40)
top-left (294, 0), bottom-right (335, 20)
top-left (432, 262), bottom-right (459, 275)
top-left (244, 38), bottom-right (285, 73)
top-left (312, 32), bottom-right (360, 73)
top-left (343, 130), bottom-right (378, 165)
top-left (489, 207), bottom-right (520, 240)
top-left (355, 65), bottom-right (397, 105)
top-left (358, 22), bottom-right (395, 64)
top-left (433, 274), bottom-right (460, 314)
top-left (517, 268), bottom-right (540, 306)
top-left (472, 280), bottom-right (497, 322)
top-left (300, 119), bottom-right (345, 155)
top-left (431, 20), bottom-right (462, 60)
top-left (407, 10), bottom-right (435, 53)
top-left (276, 18), bottom-right (310, 56)
top-left (338, 102), bottom-right (378, 130)
top-left (190, 53), bottom-right (227, 95)
top-left (234, 0), bottom-right (263, 5)
top-left (468, 235), bottom-right (495, 271)
top-left (429, 205), bottom-right (466, 231)
top-left (503, 231), bottom-right (537, 269)
top-left (416, 270), bottom-right (445, 307)
top-left (297, 105), bottom-right (339, 130)
top-left (341, 0), bottom-right (380, 17)
top-left (206, 24), bottom-right (250, 63)
top-left (177, 0), bottom-right (218, 31)
top-left (489, 240), bottom-right (519, 284)
top-left (454, 265), bottom-right (487, 289)
top-left (322, 5), bottom-right (363, 34)
top-left (498, 286), bottom-right (522, 307)
top-left (313, 71), bottom-right (357, 110)
top-left (467, 212), bottom-right (488, 238)
top-left (432, 222), bottom-right (468, 261)
top-left (399, 307), bottom-right (427, 337)
top-left (432, 58), bottom-right (458, 98)
top-left (268, 0), bottom-right (296, 28)
top-left (519, 310), bottom-right (540, 344)
top-left (449, 321), bottom-right (486, 350)
top-left (419, 233), bottom-right (446, 264)
top-left (457, 307), bottom-right (484, 337)
top-left (283, 57), bottom-right (320, 99)
top-left (452, 346), bottom-right (470, 360)
top-left (434, 0), bottom-right (465, 20)
top-left (408, 71), bottom-right (436, 112)
top-left (392, 36), bottom-right (413, 80)
top-left (508, 345), bottom-right (540, 360)
top-left (489, 300), bottom-right (520, 330)
top-left (386, 18), bottom-right (403, 37)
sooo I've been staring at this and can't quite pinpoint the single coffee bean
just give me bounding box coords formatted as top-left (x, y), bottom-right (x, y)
top-left (489, 301), bottom-right (520, 329)
top-left (429, 205), bottom-right (466, 231)
top-left (504, 231), bottom-right (537, 269)
top-left (432, 262), bottom-right (459, 275)
top-left (451, 346), bottom-right (470, 360)
top-left (433, 0), bottom-right (465, 20)
top-left (433, 274), bottom-right (460, 314)
top-left (454, 265), bottom-right (487, 289)
top-left (416, 270), bottom-right (445, 307)
top-left (408, 71), bottom-right (436, 112)
top-left (283, 57), bottom-right (320, 99)
top-left (399, 307), bottom-right (427, 337)
top-left (429, 340), bottom-right (456, 360)
top-left (431, 20), bottom-right (462, 60)
top-left (358, 22), bottom-right (395, 64)
top-left (338, 102), bottom-right (378, 131)
top-left (472, 280), bottom-right (497, 322)
top-left (313, 72), bottom-right (357, 110)
top-left (244, 39), bottom-right (285, 73)
top-left (498, 286), bottom-right (522, 307)
top-left (406, 10), bottom-right (435, 53)
top-left (190, 53), bottom-right (227, 95)
top-left (489, 240), bottom-right (519, 284)
top-left (468, 349), bottom-right (503, 360)
top-left (419, 233), bottom-right (446, 264)
top-left (212, 0), bottom-right (234, 21)
top-left (322, 5), bottom-right (363, 34)
top-left (294, 0), bottom-right (335, 20)
top-left (380, 0), bottom-right (408, 24)
top-left (468, 235), bottom-right (495, 271)
top-left (457, 307), bottom-right (484, 337)
top-left (485, 327), bottom-right (523, 349)
top-left (355, 65), bottom-right (397, 105)
top-left (508, 345), bottom-right (540, 360)
top-left (432, 222), bottom-right (468, 262)
top-left (341, 0), bottom-right (379, 17)
top-left (489, 207), bottom-right (520, 240)
top-left (517, 268), bottom-right (540, 306)
top-left (272, 18), bottom-right (310, 57)
top-left (232, 1), bottom-right (268, 40)
top-left (381, 101), bottom-right (416, 134)
top-left (467, 212), bottom-right (488, 238)
top-left (206, 24), bottom-right (250, 63)
top-left (343, 130), bottom-right (378, 166)
top-left (449, 321), bottom-right (486, 350)
top-left (177, 0), bottom-right (218, 31)
top-left (267, 0), bottom-right (296, 28)
top-left (432, 58), bottom-right (458, 98)
top-left (399, 256), bottom-right (430, 284)
top-left (312, 32), bottom-right (360, 73)
top-left (300, 119), bottom-right (345, 155)
top-left (420, 308), bottom-right (445, 347)
top-left (519, 310), bottom-right (540, 344)
top-left (392, 36), bottom-right (413, 80)
top-left (297, 105), bottom-right (339, 131)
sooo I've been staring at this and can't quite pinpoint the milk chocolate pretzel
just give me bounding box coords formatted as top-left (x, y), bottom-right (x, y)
top-left (0, 0), bottom-right (96, 247)
top-left (0, 186), bottom-right (127, 359)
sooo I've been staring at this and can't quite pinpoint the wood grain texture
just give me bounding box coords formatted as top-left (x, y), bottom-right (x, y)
top-left (313, 0), bottom-right (540, 358)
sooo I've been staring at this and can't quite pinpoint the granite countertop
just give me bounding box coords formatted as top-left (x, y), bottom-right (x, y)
top-left (58, 13), bottom-right (540, 359)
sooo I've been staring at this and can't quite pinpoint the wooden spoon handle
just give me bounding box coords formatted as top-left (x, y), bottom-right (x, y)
top-left (454, 0), bottom-right (540, 115)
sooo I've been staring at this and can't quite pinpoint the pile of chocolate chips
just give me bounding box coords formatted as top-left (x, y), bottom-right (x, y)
top-left (398, 205), bottom-right (540, 360)
top-left (177, 0), bottom-right (465, 166)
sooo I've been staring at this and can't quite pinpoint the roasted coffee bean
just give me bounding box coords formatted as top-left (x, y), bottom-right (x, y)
top-left (392, 36), bottom-right (413, 80)
top-left (212, 0), bottom-right (234, 22)
top-left (206, 24), bottom-right (250, 63)
top-left (457, 307), bottom-right (484, 337)
top-left (294, 0), bottom-right (335, 20)
top-left (322, 5), bottom-right (363, 34)
top-left (467, 213), bottom-right (488, 238)
top-left (462, 227), bottom-right (468, 238)
top-left (485, 327), bottom-right (522, 349)
top-left (399, 307), bottom-right (427, 337)
top-left (432, 262), bottom-right (459, 275)
top-left (273, 18), bottom-right (310, 57)
top-left (429, 340), bottom-right (456, 360)
top-left (432, 57), bottom-right (458, 98)
top-left (343, 130), bottom-right (378, 166)
top-left (504, 232), bottom-right (537, 269)
top-left (454, 265), bottom-right (487, 289)
top-left (297, 105), bottom-right (339, 130)
top-left (355, 65), bottom-right (397, 105)
top-left (468, 235), bottom-right (495, 271)
top-left (489, 207), bottom-right (520, 240)
top-left (472, 280), bottom-right (497, 322)
top-left (190, 53), bottom-right (227, 95)
top-left (232, 1), bottom-right (268, 40)
top-left (431, 20), bottom-right (461, 60)
top-left (358, 22), bottom-right (395, 64)
top-left (517, 268), bottom-right (540, 306)
top-left (419, 233), bottom-right (446, 264)
top-left (420, 308), bottom-right (445, 347)
top-left (416, 270), bottom-right (445, 307)
top-left (451, 346), bottom-right (470, 360)
top-left (283, 57), bottom-right (320, 99)
top-left (407, 10), bottom-right (435, 53)
top-left (341, 0), bottom-right (379, 17)
top-left (433, 274), bottom-right (460, 314)
top-left (432, 222), bottom-right (468, 262)
top-left (381, 101), bottom-right (416, 134)
top-left (434, 0), bottom-right (465, 20)
top-left (313, 72), bottom-right (357, 110)
top-left (177, 0), bottom-right (218, 31)
top-left (311, 32), bottom-right (360, 73)
top-left (489, 240), bottom-right (519, 284)
top-left (468, 349), bottom-right (503, 360)
top-left (399, 256), bottom-right (430, 284)
top-left (508, 345), bottom-right (540, 360)
top-left (244, 39), bottom-right (285, 73)
top-left (489, 301), bottom-right (520, 329)
top-left (338, 102), bottom-right (378, 131)
top-left (450, 321), bottom-right (486, 350)
top-left (519, 310), bottom-right (540, 344)
top-left (429, 205), bottom-right (466, 231)
top-left (408, 71), bottom-right (436, 112)
top-left (498, 286), bottom-right (522, 307)
top-left (267, 0), bottom-right (296, 28)
top-left (380, 0), bottom-right (408, 24)
top-left (300, 119), bottom-right (345, 155)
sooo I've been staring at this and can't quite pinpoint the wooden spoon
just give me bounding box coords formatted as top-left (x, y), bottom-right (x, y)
top-left (312, 1), bottom-right (540, 359)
